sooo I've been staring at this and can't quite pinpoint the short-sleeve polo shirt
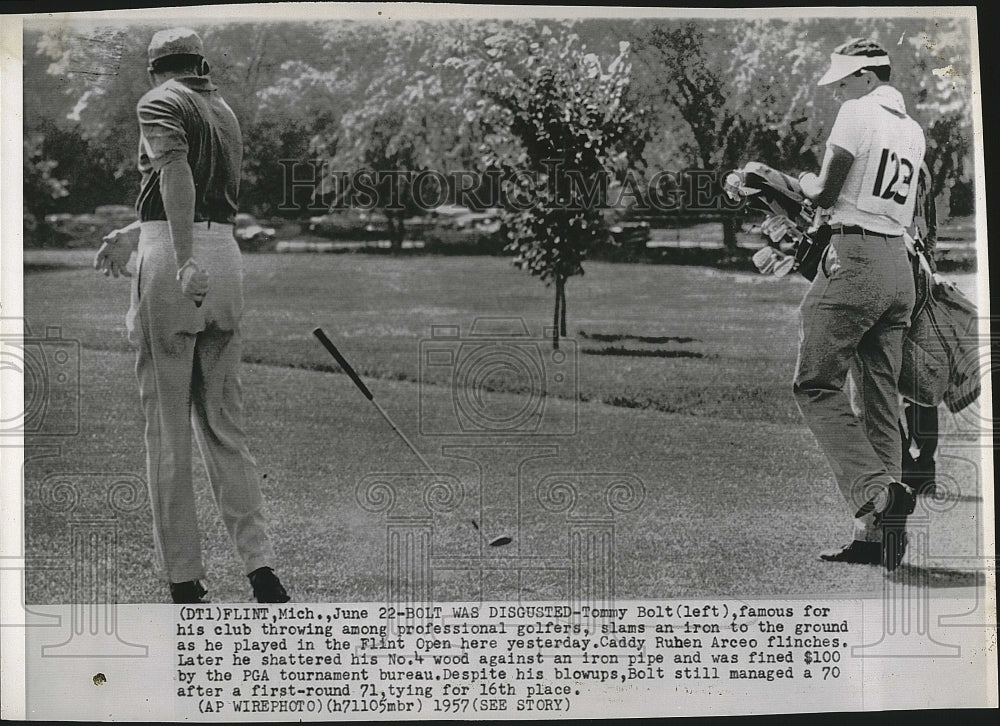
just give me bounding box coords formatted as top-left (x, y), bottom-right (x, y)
top-left (135, 76), bottom-right (243, 224)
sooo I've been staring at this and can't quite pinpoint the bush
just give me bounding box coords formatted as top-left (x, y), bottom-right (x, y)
top-left (949, 179), bottom-right (974, 217)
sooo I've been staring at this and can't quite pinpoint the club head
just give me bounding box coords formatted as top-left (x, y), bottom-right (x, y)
top-left (489, 536), bottom-right (512, 547)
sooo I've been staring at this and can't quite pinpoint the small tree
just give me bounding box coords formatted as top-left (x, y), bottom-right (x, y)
top-left (448, 23), bottom-right (645, 348)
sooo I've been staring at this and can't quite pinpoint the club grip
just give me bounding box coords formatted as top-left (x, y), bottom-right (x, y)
top-left (312, 328), bottom-right (374, 400)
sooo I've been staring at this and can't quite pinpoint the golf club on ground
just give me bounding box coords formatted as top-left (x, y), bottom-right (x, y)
top-left (312, 328), bottom-right (511, 547)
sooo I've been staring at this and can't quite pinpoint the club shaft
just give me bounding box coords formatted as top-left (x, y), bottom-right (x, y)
top-left (313, 328), bottom-right (483, 531)
top-left (370, 398), bottom-right (436, 476)
top-left (314, 327), bottom-right (436, 474)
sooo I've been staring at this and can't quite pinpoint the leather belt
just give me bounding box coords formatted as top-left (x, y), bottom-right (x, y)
top-left (143, 219), bottom-right (233, 227)
top-left (832, 225), bottom-right (902, 238)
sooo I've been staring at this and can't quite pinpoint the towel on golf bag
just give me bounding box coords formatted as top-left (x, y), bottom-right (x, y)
top-left (898, 265), bottom-right (981, 413)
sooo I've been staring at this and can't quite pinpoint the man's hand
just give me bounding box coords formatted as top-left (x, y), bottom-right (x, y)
top-left (94, 224), bottom-right (139, 278)
top-left (177, 258), bottom-right (209, 306)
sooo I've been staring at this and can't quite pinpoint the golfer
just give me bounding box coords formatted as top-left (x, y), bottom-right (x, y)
top-left (793, 38), bottom-right (925, 571)
top-left (95, 28), bottom-right (290, 603)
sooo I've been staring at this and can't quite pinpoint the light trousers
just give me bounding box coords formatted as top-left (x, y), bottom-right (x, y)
top-left (128, 221), bottom-right (274, 582)
top-left (793, 230), bottom-right (915, 542)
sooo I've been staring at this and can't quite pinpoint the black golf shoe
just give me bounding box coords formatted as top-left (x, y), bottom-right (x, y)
top-left (249, 567), bottom-right (290, 603)
top-left (819, 540), bottom-right (881, 565)
top-left (170, 580), bottom-right (209, 604)
top-left (877, 482), bottom-right (917, 573)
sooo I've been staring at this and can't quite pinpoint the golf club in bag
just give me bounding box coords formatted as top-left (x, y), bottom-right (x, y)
top-left (724, 161), bottom-right (833, 281)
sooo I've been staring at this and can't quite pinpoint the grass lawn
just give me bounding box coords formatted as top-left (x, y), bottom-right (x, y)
top-left (22, 250), bottom-right (987, 603)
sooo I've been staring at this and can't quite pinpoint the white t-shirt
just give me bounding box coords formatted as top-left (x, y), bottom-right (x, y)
top-left (824, 85), bottom-right (926, 235)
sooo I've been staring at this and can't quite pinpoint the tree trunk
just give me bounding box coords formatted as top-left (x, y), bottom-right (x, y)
top-left (388, 212), bottom-right (404, 251)
top-left (721, 216), bottom-right (739, 251)
top-left (558, 277), bottom-right (567, 337)
top-left (552, 275), bottom-right (563, 350)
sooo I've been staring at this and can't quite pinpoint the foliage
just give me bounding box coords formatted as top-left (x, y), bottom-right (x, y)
top-left (631, 20), bottom-right (823, 248)
top-left (630, 17), bottom-right (976, 244)
top-left (23, 16), bottom-right (976, 248)
top-left (23, 133), bottom-right (68, 210)
top-left (319, 22), bottom-right (470, 247)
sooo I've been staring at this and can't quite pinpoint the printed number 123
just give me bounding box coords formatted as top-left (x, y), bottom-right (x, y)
top-left (872, 148), bottom-right (914, 204)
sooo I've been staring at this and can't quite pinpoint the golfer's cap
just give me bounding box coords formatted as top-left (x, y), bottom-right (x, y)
top-left (817, 37), bottom-right (890, 86)
top-left (148, 27), bottom-right (204, 64)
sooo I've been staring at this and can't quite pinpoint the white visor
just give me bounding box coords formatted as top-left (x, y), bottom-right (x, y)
top-left (817, 52), bottom-right (890, 86)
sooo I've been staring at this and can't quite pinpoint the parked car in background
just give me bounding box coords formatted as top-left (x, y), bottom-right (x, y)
top-left (602, 181), bottom-right (651, 255)
top-left (233, 212), bottom-right (276, 252)
top-left (43, 205), bottom-right (137, 247)
top-left (307, 209), bottom-right (390, 240)
top-left (422, 205), bottom-right (506, 253)
top-left (607, 218), bottom-right (651, 252)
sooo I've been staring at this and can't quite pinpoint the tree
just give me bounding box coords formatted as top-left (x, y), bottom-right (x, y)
top-left (248, 58), bottom-right (359, 216)
top-left (903, 20), bottom-right (975, 209)
top-left (631, 20), bottom-right (821, 249)
top-left (319, 21), bottom-right (468, 248)
top-left (28, 22), bottom-right (332, 217)
top-left (448, 22), bottom-right (646, 348)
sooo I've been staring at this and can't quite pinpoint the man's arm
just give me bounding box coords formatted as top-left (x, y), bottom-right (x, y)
top-left (159, 158), bottom-right (196, 266)
top-left (799, 145), bottom-right (854, 209)
top-left (160, 157), bottom-right (208, 304)
top-left (135, 90), bottom-right (205, 300)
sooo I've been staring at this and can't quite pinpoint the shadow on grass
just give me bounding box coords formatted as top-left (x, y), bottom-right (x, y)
top-left (244, 355), bottom-right (418, 383)
top-left (578, 330), bottom-right (699, 344)
top-left (25, 263), bottom-right (84, 273)
top-left (887, 564), bottom-right (988, 589)
top-left (916, 491), bottom-right (983, 504)
top-left (582, 346), bottom-right (706, 359)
